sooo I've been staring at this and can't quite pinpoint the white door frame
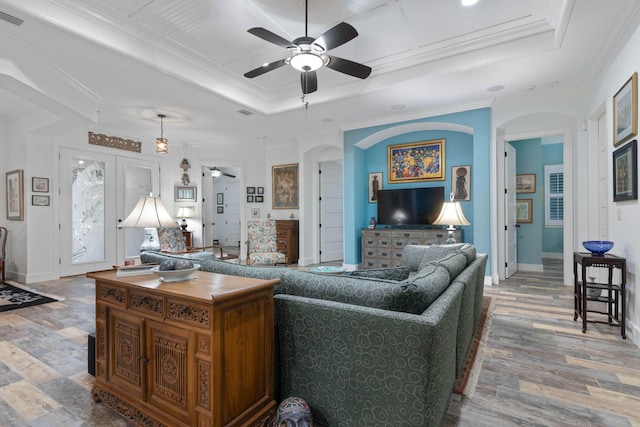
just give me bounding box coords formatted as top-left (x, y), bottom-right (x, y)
top-left (496, 127), bottom-right (574, 285)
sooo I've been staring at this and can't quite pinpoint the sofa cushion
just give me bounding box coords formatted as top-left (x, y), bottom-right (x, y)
top-left (350, 266), bottom-right (410, 281)
top-left (458, 244), bottom-right (477, 266)
top-left (282, 269), bottom-right (428, 314)
top-left (420, 251), bottom-right (468, 281)
top-left (408, 263), bottom-right (451, 309)
top-left (400, 244), bottom-right (464, 272)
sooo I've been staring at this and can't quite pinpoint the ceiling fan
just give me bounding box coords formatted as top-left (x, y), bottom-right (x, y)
top-left (244, 0), bottom-right (371, 95)
top-left (210, 167), bottom-right (236, 178)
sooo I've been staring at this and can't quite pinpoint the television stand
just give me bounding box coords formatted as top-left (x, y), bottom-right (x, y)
top-left (361, 228), bottom-right (462, 269)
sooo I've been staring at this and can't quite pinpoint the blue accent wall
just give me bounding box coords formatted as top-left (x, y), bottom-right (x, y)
top-left (344, 108), bottom-right (491, 268)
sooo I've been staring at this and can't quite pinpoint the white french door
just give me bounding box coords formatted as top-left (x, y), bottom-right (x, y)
top-left (59, 148), bottom-right (159, 276)
top-left (505, 143), bottom-right (518, 278)
top-left (319, 160), bottom-right (344, 263)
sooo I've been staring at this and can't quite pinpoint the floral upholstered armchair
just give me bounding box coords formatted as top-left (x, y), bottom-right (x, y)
top-left (246, 219), bottom-right (286, 265)
top-left (157, 227), bottom-right (188, 252)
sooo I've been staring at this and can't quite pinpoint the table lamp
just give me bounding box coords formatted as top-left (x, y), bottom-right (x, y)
top-left (176, 207), bottom-right (193, 231)
top-left (432, 193), bottom-right (470, 243)
top-left (119, 196), bottom-right (177, 252)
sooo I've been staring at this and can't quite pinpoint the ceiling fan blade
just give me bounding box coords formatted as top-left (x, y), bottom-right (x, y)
top-left (222, 172), bottom-right (236, 178)
top-left (248, 27), bottom-right (295, 48)
top-left (326, 55), bottom-right (371, 79)
top-left (301, 71), bottom-right (318, 94)
top-left (244, 59), bottom-right (287, 78)
top-left (314, 22), bottom-right (358, 51)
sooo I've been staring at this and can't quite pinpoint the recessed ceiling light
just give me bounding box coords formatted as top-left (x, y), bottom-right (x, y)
top-left (487, 85), bottom-right (504, 92)
top-left (390, 104), bottom-right (405, 110)
top-left (461, 0), bottom-right (479, 6)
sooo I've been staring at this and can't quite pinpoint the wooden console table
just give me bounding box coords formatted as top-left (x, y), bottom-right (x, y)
top-left (573, 252), bottom-right (627, 339)
top-left (88, 269), bottom-right (279, 426)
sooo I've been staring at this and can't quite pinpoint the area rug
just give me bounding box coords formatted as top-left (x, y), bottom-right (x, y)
top-left (452, 296), bottom-right (494, 397)
top-left (0, 282), bottom-right (59, 312)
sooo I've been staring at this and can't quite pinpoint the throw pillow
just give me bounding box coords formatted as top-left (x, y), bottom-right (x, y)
top-left (408, 263), bottom-right (451, 310)
top-left (420, 251), bottom-right (468, 281)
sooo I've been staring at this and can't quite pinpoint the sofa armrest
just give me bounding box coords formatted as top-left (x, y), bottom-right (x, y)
top-left (274, 281), bottom-right (463, 427)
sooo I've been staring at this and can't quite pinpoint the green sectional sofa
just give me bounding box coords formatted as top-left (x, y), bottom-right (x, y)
top-left (140, 243), bottom-right (487, 427)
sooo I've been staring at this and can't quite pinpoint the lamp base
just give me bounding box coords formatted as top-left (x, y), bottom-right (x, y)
top-left (180, 219), bottom-right (188, 231)
top-left (445, 226), bottom-right (458, 244)
top-left (140, 227), bottom-right (161, 252)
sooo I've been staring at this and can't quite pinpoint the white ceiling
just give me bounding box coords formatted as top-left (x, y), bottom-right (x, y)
top-left (0, 0), bottom-right (639, 147)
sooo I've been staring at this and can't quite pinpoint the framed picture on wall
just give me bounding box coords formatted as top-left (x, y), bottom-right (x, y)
top-left (175, 186), bottom-right (197, 202)
top-left (217, 206), bottom-right (224, 214)
top-left (613, 139), bottom-right (638, 201)
top-left (451, 165), bottom-right (471, 201)
top-left (516, 199), bottom-right (533, 223)
top-left (217, 193), bottom-right (223, 205)
top-left (368, 172), bottom-right (382, 203)
top-left (613, 72), bottom-right (638, 147)
top-left (32, 177), bottom-right (49, 193)
top-left (272, 163), bottom-right (299, 209)
top-left (516, 174), bottom-right (536, 193)
top-left (5, 169), bottom-right (24, 221)
top-left (388, 139), bottom-right (445, 183)
top-left (32, 195), bottom-right (50, 206)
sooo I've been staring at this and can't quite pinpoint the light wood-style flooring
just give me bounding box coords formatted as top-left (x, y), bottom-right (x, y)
top-left (0, 258), bottom-right (639, 426)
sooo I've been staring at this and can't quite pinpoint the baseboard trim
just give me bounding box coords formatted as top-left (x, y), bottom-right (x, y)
top-left (517, 263), bottom-right (544, 272)
top-left (542, 252), bottom-right (563, 259)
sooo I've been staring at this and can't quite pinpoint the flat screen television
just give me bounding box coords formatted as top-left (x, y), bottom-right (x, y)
top-left (377, 187), bottom-right (445, 226)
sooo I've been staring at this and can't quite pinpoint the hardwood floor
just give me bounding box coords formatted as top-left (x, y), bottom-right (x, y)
top-left (0, 258), bottom-right (638, 426)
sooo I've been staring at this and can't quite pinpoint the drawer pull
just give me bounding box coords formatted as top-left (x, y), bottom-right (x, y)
top-left (403, 233), bottom-right (410, 237)
top-left (436, 233), bottom-right (443, 238)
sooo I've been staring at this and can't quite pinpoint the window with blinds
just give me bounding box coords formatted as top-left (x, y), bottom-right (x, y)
top-left (545, 164), bottom-right (564, 227)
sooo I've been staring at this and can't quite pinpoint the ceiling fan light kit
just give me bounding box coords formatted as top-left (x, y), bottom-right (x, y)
top-left (244, 0), bottom-right (371, 95)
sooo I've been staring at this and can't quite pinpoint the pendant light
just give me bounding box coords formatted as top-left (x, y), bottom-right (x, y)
top-left (156, 114), bottom-right (168, 154)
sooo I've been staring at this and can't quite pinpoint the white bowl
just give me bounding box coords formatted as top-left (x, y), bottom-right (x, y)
top-left (150, 264), bottom-right (200, 282)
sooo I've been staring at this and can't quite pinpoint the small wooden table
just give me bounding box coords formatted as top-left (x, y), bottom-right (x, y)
top-left (573, 252), bottom-right (627, 339)
top-left (88, 269), bottom-right (278, 426)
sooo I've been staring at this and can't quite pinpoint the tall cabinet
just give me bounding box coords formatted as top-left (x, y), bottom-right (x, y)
top-left (89, 269), bottom-right (278, 427)
top-left (276, 220), bottom-right (299, 264)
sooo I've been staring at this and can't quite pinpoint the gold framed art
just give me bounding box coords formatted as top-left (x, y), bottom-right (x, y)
top-left (388, 139), bottom-right (445, 183)
top-left (272, 163), bottom-right (299, 209)
top-left (516, 174), bottom-right (536, 193)
top-left (6, 169), bottom-right (24, 221)
top-left (516, 199), bottom-right (533, 224)
top-left (613, 72), bottom-right (638, 147)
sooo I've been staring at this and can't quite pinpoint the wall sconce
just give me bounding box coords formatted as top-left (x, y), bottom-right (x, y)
top-left (156, 114), bottom-right (168, 154)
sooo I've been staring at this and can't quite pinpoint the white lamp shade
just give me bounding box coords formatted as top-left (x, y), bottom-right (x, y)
top-left (433, 202), bottom-right (470, 226)
top-left (120, 196), bottom-right (177, 228)
top-left (176, 207), bottom-right (193, 219)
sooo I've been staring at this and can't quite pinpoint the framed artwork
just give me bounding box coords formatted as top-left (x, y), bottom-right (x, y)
top-left (255, 195), bottom-right (264, 203)
top-left (613, 139), bottom-right (638, 201)
top-left (247, 195), bottom-right (254, 203)
top-left (247, 186), bottom-right (256, 194)
top-left (613, 72), bottom-right (638, 147)
top-left (32, 177), bottom-right (49, 193)
top-left (217, 193), bottom-right (223, 205)
top-left (516, 174), bottom-right (536, 193)
top-left (388, 139), bottom-right (445, 183)
top-left (175, 186), bottom-right (197, 202)
top-left (251, 208), bottom-right (260, 218)
top-left (32, 195), bottom-right (50, 206)
top-left (368, 172), bottom-right (382, 203)
top-left (452, 165), bottom-right (471, 201)
top-left (257, 187), bottom-right (264, 194)
top-left (217, 205), bottom-right (224, 214)
top-left (6, 169), bottom-right (24, 221)
top-left (272, 163), bottom-right (299, 209)
top-left (516, 199), bottom-right (533, 223)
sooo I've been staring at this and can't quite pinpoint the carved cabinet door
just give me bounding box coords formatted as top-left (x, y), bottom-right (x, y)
top-left (108, 309), bottom-right (145, 400)
top-left (145, 319), bottom-right (195, 425)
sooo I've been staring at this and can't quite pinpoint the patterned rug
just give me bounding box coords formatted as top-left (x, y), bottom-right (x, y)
top-left (452, 296), bottom-right (494, 397)
top-left (0, 282), bottom-right (59, 312)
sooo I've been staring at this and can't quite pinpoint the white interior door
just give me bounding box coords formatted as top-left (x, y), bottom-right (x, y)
top-left (505, 143), bottom-right (518, 278)
top-left (59, 148), bottom-right (116, 276)
top-left (221, 180), bottom-right (241, 248)
top-left (319, 160), bottom-right (344, 263)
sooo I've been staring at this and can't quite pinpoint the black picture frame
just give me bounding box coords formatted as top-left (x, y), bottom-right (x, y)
top-left (217, 193), bottom-right (223, 205)
top-left (217, 206), bottom-right (224, 214)
top-left (247, 195), bottom-right (254, 203)
top-left (32, 195), bottom-right (50, 206)
top-left (613, 139), bottom-right (638, 202)
top-left (247, 186), bottom-right (256, 194)
top-left (255, 195), bottom-right (264, 203)
top-left (257, 187), bottom-right (264, 194)
top-left (32, 177), bottom-right (49, 193)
